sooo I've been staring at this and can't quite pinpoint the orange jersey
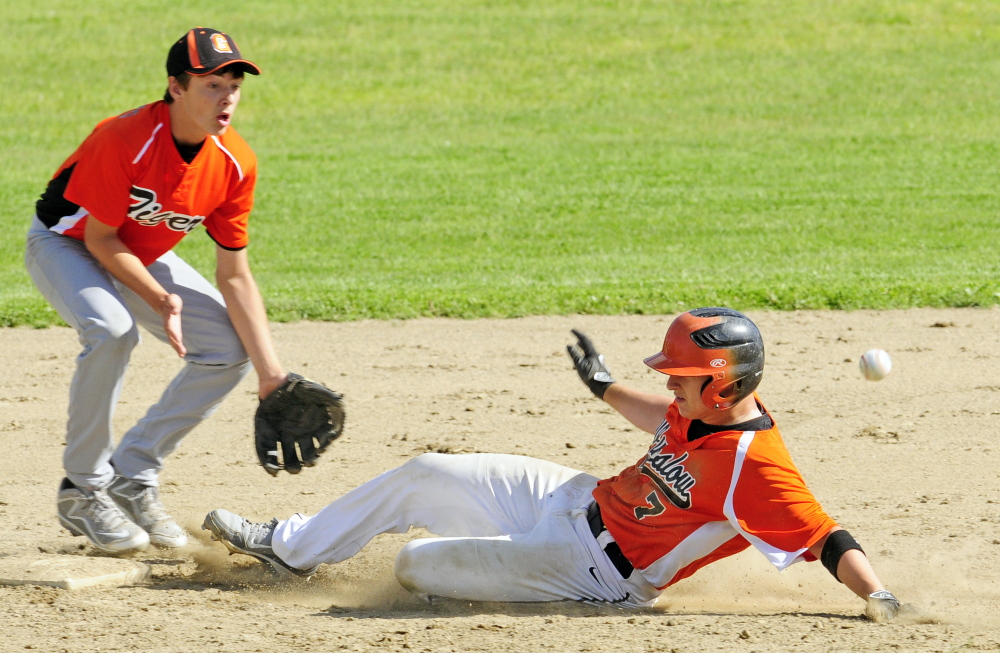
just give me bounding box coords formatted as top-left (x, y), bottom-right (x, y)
top-left (593, 396), bottom-right (836, 590)
top-left (35, 101), bottom-right (256, 266)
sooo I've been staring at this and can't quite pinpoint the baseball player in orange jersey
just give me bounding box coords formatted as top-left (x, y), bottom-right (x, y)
top-left (26, 28), bottom-right (293, 554)
top-left (204, 308), bottom-right (901, 620)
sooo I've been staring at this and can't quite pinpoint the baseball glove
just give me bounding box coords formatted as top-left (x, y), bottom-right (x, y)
top-left (255, 373), bottom-right (345, 476)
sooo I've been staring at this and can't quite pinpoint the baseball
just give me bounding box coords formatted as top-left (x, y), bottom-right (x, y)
top-left (859, 349), bottom-right (892, 381)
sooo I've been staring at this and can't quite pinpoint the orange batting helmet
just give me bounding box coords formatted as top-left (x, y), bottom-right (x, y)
top-left (644, 307), bottom-right (764, 410)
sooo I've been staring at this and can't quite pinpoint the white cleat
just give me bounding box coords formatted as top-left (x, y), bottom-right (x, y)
top-left (108, 476), bottom-right (188, 548)
top-left (57, 478), bottom-right (150, 554)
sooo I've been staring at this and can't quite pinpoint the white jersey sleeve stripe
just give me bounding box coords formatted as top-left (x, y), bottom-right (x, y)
top-left (639, 520), bottom-right (737, 588)
top-left (132, 123), bottom-right (164, 164)
top-left (210, 136), bottom-right (244, 182)
top-left (723, 431), bottom-right (809, 572)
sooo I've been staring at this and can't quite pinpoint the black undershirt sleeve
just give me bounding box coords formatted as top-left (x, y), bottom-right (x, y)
top-left (35, 164), bottom-right (81, 227)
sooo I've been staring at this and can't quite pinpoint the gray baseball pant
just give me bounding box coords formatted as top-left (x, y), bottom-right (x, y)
top-left (25, 217), bottom-right (251, 490)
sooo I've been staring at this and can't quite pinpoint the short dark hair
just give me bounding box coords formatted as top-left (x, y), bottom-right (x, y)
top-left (163, 64), bottom-right (246, 104)
top-left (164, 72), bottom-right (191, 104)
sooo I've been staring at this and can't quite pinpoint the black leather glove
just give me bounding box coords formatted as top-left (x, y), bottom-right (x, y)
top-left (566, 329), bottom-right (616, 399)
top-left (255, 373), bottom-right (345, 476)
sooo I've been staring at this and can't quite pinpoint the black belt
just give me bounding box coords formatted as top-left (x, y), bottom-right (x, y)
top-left (586, 501), bottom-right (634, 579)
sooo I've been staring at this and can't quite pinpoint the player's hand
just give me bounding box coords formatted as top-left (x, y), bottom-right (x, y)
top-left (160, 293), bottom-right (186, 357)
top-left (566, 329), bottom-right (616, 399)
top-left (259, 372), bottom-right (289, 401)
top-left (864, 590), bottom-right (900, 622)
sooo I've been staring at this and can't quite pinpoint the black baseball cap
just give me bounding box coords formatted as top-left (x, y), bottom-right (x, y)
top-left (166, 27), bottom-right (261, 78)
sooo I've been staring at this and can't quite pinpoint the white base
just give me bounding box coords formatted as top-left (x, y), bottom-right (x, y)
top-left (0, 554), bottom-right (150, 590)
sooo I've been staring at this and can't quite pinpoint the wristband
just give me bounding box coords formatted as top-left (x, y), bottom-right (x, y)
top-left (820, 529), bottom-right (864, 582)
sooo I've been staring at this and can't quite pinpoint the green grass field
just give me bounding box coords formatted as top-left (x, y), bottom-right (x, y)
top-left (3, 0), bottom-right (999, 325)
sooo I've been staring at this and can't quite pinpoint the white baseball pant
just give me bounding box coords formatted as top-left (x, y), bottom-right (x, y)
top-left (271, 453), bottom-right (661, 606)
top-left (25, 217), bottom-right (251, 489)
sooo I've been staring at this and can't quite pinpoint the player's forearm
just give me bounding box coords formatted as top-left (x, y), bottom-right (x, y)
top-left (808, 528), bottom-right (886, 600)
top-left (836, 549), bottom-right (885, 600)
top-left (216, 268), bottom-right (286, 397)
top-left (85, 229), bottom-right (171, 310)
top-left (603, 384), bottom-right (673, 434)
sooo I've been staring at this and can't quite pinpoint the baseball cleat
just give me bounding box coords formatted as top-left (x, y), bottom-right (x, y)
top-left (202, 509), bottom-right (316, 579)
top-left (107, 475), bottom-right (188, 548)
top-left (57, 478), bottom-right (150, 554)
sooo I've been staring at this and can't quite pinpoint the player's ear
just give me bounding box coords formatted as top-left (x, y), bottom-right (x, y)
top-left (167, 76), bottom-right (185, 102)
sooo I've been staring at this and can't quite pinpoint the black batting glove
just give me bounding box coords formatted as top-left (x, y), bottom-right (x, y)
top-left (566, 329), bottom-right (616, 400)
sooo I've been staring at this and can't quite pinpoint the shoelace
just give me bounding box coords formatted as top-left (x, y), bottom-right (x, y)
top-left (240, 518), bottom-right (278, 546)
top-left (87, 489), bottom-right (133, 529)
top-left (135, 485), bottom-right (171, 522)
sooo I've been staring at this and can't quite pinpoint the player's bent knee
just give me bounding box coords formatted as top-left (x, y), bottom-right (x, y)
top-left (189, 329), bottom-right (249, 368)
top-left (403, 452), bottom-right (476, 481)
top-left (393, 541), bottom-right (428, 595)
top-left (80, 319), bottom-right (139, 354)
top-left (395, 538), bottom-right (493, 602)
top-left (213, 350), bottom-right (251, 371)
top-left (397, 453), bottom-right (445, 482)
top-left (394, 538), bottom-right (461, 599)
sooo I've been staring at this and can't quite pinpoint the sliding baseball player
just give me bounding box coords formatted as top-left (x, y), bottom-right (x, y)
top-left (205, 308), bottom-right (900, 621)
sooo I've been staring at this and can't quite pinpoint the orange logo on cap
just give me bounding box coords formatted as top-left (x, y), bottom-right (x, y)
top-left (211, 34), bottom-right (233, 54)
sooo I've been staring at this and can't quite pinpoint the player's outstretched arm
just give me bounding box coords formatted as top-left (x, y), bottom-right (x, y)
top-left (567, 330), bottom-right (671, 434)
top-left (603, 384), bottom-right (673, 435)
top-left (215, 247), bottom-right (287, 399)
top-left (808, 527), bottom-right (900, 622)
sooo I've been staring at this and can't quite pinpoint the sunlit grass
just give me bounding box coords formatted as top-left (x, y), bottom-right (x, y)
top-left (3, 0), bottom-right (999, 325)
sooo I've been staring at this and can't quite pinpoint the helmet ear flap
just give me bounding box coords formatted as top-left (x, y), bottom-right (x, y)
top-left (702, 377), bottom-right (743, 410)
top-left (699, 377), bottom-right (716, 409)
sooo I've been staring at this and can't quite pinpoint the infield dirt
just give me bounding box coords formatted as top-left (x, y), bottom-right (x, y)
top-left (2, 309), bottom-right (999, 652)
